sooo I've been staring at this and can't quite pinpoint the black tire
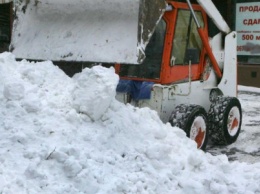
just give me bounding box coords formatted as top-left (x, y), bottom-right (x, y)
top-left (169, 104), bottom-right (209, 150)
top-left (208, 96), bottom-right (242, 145)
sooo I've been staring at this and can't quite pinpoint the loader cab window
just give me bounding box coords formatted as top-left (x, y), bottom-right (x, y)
top-left (171, 9), bottom-right (204, 65)
top-left (119, 19), bottom-right (166, 79)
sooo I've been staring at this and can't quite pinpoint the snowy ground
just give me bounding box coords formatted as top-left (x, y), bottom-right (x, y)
top-left (208, 87), bottom-right (260, 164)
top-left (0, 52), bottom-right (260, 194)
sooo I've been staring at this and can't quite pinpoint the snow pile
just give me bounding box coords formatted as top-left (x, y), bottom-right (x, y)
top-left (239, 85), bottom-right (260, 93)
top-left (0, 52), bottom-right (260, 194)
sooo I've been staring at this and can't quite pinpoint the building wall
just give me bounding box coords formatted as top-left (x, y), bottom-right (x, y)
top-left (0, 2), bottom-right (12, 52)
top-left (238, 65), bottom-right (260, 87)
top-left (212, 0), bottom-right (260, 87)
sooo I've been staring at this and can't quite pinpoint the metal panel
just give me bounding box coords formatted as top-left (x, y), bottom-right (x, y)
top-left (11, 0), bottom-right (165, 63)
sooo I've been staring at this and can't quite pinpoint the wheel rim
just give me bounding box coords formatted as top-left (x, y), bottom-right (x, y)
top-left (227, 106), bottom-right (240, 136)
top-left (190, 116), bottom-right (206, 148)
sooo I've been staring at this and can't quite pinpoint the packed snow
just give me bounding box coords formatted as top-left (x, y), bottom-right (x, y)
top-left (0, 52), bottom-right (260, 194)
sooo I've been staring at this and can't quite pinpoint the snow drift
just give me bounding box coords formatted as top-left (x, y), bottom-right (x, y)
top-left (0, 52), bottom-right (260, 194)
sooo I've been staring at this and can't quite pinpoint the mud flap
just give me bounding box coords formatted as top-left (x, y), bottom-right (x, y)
top-left (11, 0), bottom-right (166, 64)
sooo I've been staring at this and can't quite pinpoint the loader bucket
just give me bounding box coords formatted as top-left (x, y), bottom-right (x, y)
top-left (10, 0), bottom-right (166, 64)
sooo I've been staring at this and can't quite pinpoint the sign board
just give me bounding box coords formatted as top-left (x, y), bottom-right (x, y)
top-left (236, 2), bottom-right (260, 56)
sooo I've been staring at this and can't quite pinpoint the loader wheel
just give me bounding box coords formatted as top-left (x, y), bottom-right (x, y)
top-left (208, 97), bottom-right (242, 145)
top-left (169, 104), bottom-right (208, 150)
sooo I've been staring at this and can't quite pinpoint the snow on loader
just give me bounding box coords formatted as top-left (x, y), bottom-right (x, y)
top-left (10, 0), bottom-right (242, 150)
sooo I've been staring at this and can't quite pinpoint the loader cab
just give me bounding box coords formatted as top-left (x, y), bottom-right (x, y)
top-left (116, 2), bottom-right (208, 85)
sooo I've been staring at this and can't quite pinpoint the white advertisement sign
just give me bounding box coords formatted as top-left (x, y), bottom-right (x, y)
top-left (236, 2), bottom-right (260, 56)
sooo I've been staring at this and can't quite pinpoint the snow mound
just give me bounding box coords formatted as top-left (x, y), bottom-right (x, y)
top-left (72, 66), bottom-right (119, 121)
top-left (0, 52), bottom-right (260, 194)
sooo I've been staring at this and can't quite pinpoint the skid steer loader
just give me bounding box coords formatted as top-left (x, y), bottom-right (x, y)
top-left (10, 0), bottom-right (242, 150)
top-left (115, 0), bottom-right (241, 150)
